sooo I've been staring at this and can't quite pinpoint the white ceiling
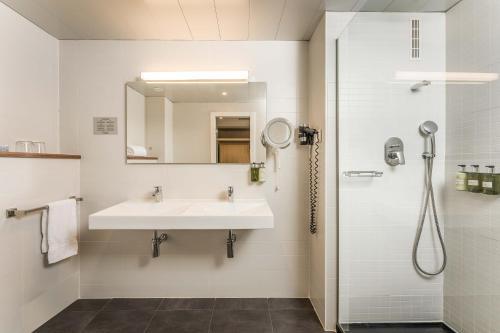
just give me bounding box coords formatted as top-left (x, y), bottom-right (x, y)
top-left (1, 0), bottom-right (461, 41)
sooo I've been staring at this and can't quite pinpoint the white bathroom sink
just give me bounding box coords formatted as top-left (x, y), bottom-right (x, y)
top-left (88, 199), bottom-right (274, 230)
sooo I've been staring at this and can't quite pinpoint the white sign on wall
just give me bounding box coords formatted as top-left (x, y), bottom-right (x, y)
top-left (93, 117), bottom-right (117, 135)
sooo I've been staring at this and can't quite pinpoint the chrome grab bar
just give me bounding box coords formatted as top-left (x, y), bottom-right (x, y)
top-left (343, 171), bottom-right (383, 178)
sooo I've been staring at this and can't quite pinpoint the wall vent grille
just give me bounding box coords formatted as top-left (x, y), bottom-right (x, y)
top-left (411, 19), bottom-right (420, 60)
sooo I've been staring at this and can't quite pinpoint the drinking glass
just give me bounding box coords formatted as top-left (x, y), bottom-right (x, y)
top-left (32, 141), bottom-right (46, 153)
top-left (15, 141), bottom-right (34, 153)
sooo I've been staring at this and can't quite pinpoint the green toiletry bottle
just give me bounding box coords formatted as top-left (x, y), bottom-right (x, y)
top-left (467, 165), bottom-right (482, 193)
top-left (482, 165), bottom-right (498, 195)
top-left (456, 164), bottom-right (467, 191)
top-left (250, 163), bottom-right (259, 182)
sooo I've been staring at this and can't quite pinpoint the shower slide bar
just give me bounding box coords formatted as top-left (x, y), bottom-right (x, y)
top-left (6, 196), bottom-right (83, 218)
top-left (343, 171), bottom-right (383, 178)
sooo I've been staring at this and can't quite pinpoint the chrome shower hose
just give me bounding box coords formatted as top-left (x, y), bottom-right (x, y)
top-left (412, 156), bottom-right (447, 276)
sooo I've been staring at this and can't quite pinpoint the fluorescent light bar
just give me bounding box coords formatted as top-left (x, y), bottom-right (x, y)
top-left (140, 71), bottom-right (249, 82)
top-left (395, 71), bottom-right (499, 82)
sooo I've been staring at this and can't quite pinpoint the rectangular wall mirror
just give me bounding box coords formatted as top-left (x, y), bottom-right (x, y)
top-left (126, 81), bottom-right (267, 164)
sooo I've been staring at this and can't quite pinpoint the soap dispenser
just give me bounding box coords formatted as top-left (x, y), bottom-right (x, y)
top-left (467, 165), bottom-right (482, 193)
top-left (482, 165), bottom-right (498, 195)
top-left (456, 164), bottom-right (467, 191)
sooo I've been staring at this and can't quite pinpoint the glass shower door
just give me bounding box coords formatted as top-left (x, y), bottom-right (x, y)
top-left (337, 12), bottom-right (447, 330)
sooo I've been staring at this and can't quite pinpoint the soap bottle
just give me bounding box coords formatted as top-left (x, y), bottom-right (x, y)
top-left (482, 165), bottom-right (498, 195)
top-left (258, 162), bottom-right (266, 183)
top-left (456, 164), bottom-right (467, 191)
top-left (250, 163), bottom-right (259, 182)
top-left (467, 165), bottom-right (482, 193)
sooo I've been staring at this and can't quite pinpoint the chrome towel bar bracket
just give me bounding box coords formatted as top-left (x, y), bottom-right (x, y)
top-left (343, 171), bottom-right (383, 178)
top-left (6, 196), bottom-right (83, 219)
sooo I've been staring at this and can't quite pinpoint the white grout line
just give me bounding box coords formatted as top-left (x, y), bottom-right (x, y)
top-left (267, 298), bottom-right (276, 333)
top-left (207, 299), bottom-right (215, 333)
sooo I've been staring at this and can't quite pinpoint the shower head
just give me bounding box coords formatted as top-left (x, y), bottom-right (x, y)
top-left (420, 121), bottom-right (438, 158)
top-left (420, 121), bottom-right (438, 136)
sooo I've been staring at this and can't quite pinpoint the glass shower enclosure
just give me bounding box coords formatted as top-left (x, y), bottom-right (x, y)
top-left (336, 12), bottom-right (451, 332)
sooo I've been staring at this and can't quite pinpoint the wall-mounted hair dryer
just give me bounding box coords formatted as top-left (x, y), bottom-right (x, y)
top-left (299, 124), bottom-right (320, 234)
top-left (298, 125), bottom-right (318, 146)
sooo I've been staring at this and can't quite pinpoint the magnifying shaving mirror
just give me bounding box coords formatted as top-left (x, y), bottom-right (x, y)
top-left (261, 117), bottom-right (294, 191)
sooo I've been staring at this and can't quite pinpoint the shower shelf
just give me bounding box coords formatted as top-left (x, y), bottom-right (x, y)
top-left (343, 171), bottom-right (383, 178)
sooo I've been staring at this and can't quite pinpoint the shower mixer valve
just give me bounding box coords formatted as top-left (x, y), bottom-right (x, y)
top-left (384, 137), bottom-right (406, 166)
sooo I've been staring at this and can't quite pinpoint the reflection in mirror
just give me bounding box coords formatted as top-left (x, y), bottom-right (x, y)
top-left (126, 82), bottom-right (266, 164)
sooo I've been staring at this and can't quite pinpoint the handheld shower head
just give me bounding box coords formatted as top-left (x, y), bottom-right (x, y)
top-left (420, 121), bottom-right (438, 158)
top-left (420, 121), bottom-right (438, 136)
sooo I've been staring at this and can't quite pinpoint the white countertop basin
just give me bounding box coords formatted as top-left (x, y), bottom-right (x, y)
top-left (88, 199), bottom-right (274, 230)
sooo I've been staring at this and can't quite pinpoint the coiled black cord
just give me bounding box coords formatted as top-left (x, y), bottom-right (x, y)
top-left (309, 137), bottom-right (320, 234)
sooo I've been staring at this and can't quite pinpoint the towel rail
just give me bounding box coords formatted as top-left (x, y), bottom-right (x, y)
top-left (6, 197), bottom-right (83, 218)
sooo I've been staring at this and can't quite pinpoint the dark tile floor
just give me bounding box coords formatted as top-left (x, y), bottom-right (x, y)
top-left (34, 298), bottom-right (325, 333)
top-left (339, 323), bottom-right (455, 333)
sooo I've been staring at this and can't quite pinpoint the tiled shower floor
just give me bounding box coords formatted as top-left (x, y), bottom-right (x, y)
top-left (339, 323), bottom-right (455, 333)
top-left (34, 298), bottom-right (324, 333)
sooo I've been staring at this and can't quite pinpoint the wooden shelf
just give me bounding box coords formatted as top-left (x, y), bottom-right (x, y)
top-left (0, 152), bottom-right (81, 159)
top-left (127, 155), bottom-right (158, 160)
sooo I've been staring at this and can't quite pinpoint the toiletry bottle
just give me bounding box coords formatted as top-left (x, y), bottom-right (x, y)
top-left (467, 165), bottom-right (482, 193)
top-left (258, 162), bottom-right (266, 183)
top-left (456, 164), bottom-right (467, 191)
top-left (482, 165), bottom-right (498, 195)
top-left (250, 163), bottom-right (259, 182)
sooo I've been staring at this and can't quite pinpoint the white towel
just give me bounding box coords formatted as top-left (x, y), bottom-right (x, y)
top-left (41, 199), bottom-right (78, 264)
top-left (127, 145), bottom-right (147, 157)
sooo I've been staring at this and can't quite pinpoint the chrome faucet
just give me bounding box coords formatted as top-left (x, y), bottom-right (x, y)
top-left (152, 186), bottom-right (163, 202)
top-left (227, 186), bottom-right (234, 202)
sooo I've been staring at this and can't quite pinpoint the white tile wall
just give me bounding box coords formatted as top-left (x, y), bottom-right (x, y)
top-left (59, 41), bottom-right (310, 298)
top-left (0, 4), bottom-right (80, 332)
top-left (337, 12), bottom-right (446, 323)
top-left (445, 1), bottom-right (500, 332)
top-left (0, 159), bottom-right (80, 333)
top-left (0, 2), bottom-right (60, 153)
